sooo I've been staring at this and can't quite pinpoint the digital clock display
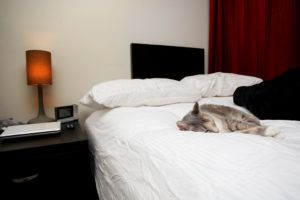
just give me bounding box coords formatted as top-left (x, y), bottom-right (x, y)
top-left (58, 107), bottom-right (72, 119)
top-left (55, 104), bottom-right (78, 123)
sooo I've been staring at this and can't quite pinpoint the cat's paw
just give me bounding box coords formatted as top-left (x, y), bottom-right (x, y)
top-left (273, 132), bottom-right (285, 139)
top-left (264, 127), bottom-right (281, 138)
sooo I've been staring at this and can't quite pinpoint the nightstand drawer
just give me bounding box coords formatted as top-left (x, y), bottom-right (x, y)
top-left (1, 143), bottom-right (91, 199)
top-left (0, 125), bottom-right (98, 200)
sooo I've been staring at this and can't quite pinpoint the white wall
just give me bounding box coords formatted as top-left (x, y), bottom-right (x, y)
top-left (0, 0), bottom-right (209, 124)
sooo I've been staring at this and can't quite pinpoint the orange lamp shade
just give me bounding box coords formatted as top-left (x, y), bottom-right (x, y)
top-left (26, 50), bottom-right (52, 85)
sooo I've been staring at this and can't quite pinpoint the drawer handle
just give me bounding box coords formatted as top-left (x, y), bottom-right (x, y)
top-left (11, 173), bottom-right (39, 184)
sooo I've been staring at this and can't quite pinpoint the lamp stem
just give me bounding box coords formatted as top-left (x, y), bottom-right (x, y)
top-left (28, 85), bottom-right (54, 124)
top-left (37, 85), bottom-right (46, 116)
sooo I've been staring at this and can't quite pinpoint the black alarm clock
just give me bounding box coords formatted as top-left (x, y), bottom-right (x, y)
top-left (54, 104), bottom-right (78, 124)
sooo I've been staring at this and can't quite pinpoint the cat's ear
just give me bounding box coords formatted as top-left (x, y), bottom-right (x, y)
top-left (192, 102), bottom-right (199, 115)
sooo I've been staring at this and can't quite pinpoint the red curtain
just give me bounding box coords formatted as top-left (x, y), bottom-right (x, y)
top-left (209, 0), bottom-right (300, 80)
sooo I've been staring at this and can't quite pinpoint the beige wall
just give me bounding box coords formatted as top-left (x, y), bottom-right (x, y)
top-left (0, 0), bottom-right (209, 124)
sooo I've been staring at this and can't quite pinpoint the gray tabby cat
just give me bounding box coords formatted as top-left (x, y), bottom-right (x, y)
top-left (177, 102), bottom-right (279, 137)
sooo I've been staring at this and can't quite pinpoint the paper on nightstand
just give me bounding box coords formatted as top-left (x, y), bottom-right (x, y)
top-left (0, 122), bottom-right (61, 140)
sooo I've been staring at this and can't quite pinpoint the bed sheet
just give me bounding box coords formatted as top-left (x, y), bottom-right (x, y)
top-left (85, 97), bottom-right (300, 200)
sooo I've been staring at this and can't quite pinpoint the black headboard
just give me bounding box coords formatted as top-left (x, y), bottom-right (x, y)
top-left (131, 43), bottom-right (204, 80)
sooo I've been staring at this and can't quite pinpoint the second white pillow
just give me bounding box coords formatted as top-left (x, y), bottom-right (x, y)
top-left (181, 72), bottom-right (262, 97)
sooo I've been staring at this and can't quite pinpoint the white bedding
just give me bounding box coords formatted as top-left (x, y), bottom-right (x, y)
top-left (85, 97), bottom-right (300, 200)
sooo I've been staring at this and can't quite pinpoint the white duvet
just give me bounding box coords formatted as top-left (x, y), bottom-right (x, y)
top-left (85, 97), bottom-right (300, 200)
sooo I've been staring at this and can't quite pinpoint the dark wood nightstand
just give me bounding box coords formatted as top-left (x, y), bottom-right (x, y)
top-left (0, 122), bottom-right (98, 200)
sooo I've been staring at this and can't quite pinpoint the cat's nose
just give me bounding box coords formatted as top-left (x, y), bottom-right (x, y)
top-left (177, 121), bottom-right (188, 131)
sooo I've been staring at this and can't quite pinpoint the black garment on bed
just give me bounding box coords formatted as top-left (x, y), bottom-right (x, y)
top-left (233, 67), bottom-right (300, 120)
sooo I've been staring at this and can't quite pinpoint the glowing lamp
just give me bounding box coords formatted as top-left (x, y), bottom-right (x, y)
top-left (26, 50), bottom-right (54, 123)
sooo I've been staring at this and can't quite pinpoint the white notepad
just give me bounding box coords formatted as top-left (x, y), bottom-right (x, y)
top-left (0, 122), bottom-right (61, 140)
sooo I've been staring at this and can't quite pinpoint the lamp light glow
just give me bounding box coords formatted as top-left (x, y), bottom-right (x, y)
top-left (26, 50), bottom-right (52, 85)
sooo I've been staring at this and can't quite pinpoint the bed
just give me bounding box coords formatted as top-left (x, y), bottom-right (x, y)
top-left (82, 43), bottom-right (300, 200)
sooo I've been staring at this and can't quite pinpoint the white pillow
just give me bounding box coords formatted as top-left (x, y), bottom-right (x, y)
top-left (80, 78), bottom-right (201, 109)
top-left (181, 72), bottom-right (262, 97)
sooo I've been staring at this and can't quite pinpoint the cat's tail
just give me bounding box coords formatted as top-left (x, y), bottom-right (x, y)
top-left (263, 126), bottom-right (283, 138)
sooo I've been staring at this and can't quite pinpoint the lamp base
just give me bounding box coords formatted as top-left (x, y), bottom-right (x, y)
top-left (28, 85), bottom-right (55, 124)
top-left (28, 114), bottom-right (55, 124)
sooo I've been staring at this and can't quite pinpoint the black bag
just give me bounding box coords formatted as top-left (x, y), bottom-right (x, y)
top-left (233, 67), bottom-right (300, 120)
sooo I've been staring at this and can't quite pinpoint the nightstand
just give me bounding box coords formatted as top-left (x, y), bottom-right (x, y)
top-left (0, 122), bottom-right (98, 200)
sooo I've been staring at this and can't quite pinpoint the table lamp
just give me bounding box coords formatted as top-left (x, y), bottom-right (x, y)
top-left (26, 50), bottom-right (55, 124)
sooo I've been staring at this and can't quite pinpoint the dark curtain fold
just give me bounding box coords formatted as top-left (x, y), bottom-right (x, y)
top-left (209, 0), bottom-right (300, 80)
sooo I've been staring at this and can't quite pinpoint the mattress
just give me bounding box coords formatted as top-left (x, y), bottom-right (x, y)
top-left (85, 97), bottom-right (300, 200)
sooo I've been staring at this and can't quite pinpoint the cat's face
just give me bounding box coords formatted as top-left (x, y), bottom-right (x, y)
top-left (177, 102), bottom-right (211, 132)
top-left (177, 112), bottom-right (209, 132)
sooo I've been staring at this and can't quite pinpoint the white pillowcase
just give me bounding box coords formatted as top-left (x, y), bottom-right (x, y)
top-left (181, 72), bottom-right (262, 97)
top-left (80, 78), bottom-right (201, 109)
